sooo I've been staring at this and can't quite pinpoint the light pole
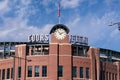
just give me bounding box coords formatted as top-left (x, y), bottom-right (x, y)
top-left (108, 22), bottom-right (120, 31)
top-left (11, 55), bottom-right (31, 80)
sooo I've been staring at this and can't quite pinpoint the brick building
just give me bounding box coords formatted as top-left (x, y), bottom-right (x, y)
top-left (0, 24), bottom-right (120, 80)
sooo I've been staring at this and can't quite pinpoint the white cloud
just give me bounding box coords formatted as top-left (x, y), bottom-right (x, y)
top-left (21, 0), bottom-right (31, 5)
top-left (61, 0), bottom-right (80, 8)
top-left (0, 16), bottom-right (53, 41)
top-left (0, 0), bottom-right (8, 10)
top-left (110, 29), bottom-right (120, 40)
top-left (60, 0), bottom-right (98, 9)
top-left (88, 0), bottom-right (97, 5)
top-left (41, 0), bottom-right (51, 7)
top-left (67, 11), bottom-right (120, 46)
top-left (0, 0), bottom-right (10, 16)
top-left (41, 24), bottom-right (54, 34)
top-left (69, 18), bottom-right (80, 27)
top-left (0, 0), bottom-right (53, 42)
top-left (104, 0), bottom-right (115, 6)
top-left (0, 0), bottom-right (119, 51)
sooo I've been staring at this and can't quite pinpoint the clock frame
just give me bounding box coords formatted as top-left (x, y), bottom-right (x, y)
top-left (54, 28), bottom-right (67, 40)
top-left (50, 24), bottom-right (70, 41)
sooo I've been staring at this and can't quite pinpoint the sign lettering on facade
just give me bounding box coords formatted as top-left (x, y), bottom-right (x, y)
top-left (70, 35), bottom-right (88, 45)
top-left (28, 34), bottom-right (88, 45)
top-left (28, 34), bottom-right (49, 43)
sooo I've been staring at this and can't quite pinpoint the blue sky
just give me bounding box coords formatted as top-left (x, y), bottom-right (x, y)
top-left (0, 0), bottom-right (120, 51)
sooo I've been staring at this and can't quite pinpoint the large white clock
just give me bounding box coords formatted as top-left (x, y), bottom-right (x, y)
top-left (54, 28), bottom-right (67, 40)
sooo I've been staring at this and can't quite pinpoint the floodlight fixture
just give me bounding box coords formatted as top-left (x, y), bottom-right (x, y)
top-left (108, 22), bottom-right (120, 31)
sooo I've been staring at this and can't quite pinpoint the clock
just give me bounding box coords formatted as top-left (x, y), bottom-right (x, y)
top-left (54, 28), bottom-right (67, 40)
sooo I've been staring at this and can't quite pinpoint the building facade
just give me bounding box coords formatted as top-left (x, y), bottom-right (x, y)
top-left (0, 24), bottom-right (120, 80)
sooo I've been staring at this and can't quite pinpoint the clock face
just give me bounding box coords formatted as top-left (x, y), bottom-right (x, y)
top-left (54, 28), bottom-right (67, 40)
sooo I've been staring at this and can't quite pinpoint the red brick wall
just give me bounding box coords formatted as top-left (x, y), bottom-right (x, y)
top-left (0, 34), bottom-right (120, 80)
top-left (73, 57), bottom-right (91, 79)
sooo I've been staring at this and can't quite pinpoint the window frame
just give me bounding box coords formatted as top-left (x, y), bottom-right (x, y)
top-left (27, 66), bottom-right (32, 77)
top-left (18, 66), bottom-right (21, 78)
top-left (7, 68), bottom-right (10, 79)
top-left (72, 66), bottom-right (77, 78)
top-left (42, 66), bottom-right (47, 77)
top-left (34, 66), bottom-right (39, 77)
top-left (2, 69), bottom-right (5, 80)
top-left (86, 67), bottom-right (89, 79)
top-left (58, 66), bottom-right (63, 77)
top-left (80, 67), bottom-right (83, 78)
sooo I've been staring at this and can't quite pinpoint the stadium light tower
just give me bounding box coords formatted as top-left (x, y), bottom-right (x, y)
top-left (108, 22), bottom-right (120, 31)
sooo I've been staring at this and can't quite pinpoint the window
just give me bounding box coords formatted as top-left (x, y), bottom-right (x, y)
top-left (0, 53), bottom-right (3, 59)
top-left (0, 70), bottom-right (1, 79)
top-left (58, 66), bottom-right (63, 77)
top-left (80, 67), bottom-right (83, 78)
top-left (109, 73), bottom-right (111, 80)
top-left (11, 68), bottom-right (13, 78)
top-left (100, 71), bottom-right (105, 80)
top-left (18, 67), bottom-right (21, 78)
top-left (7, 68), bottom-right (10, 79)
top-left (115, 74), bottom-right (117, 80)
top-left (28, 66), bottom-right (32, 77)
top-left (72, 46), bottom-right (77, 56)
top-left (2, 69), bottom-right (5, 80)
top-left (112, 73), bottom-right (114, 80)
top-left (100, 71), bottom-right (102, 80)
top-left (42, 66), bottom-right (47, 77)
top-left (72, 66), bottom-right (77, 78)
top-left (86, 67), bottom-right (89, 79)
top-left (34, 66), bottom-right (39, 77)
top-left (106, 72), bottom-right (108, 80)
top-left (103, 71), bottom-right (105, 80)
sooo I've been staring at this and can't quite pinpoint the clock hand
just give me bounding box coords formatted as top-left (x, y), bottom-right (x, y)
top-left (58, 30), bottom-right (61, 34)
top-left (58, 30), bottom-right (63, 35)
top-left (60, 31), bottom-right (64, 34)
top-left (59, 32), bottom-right (64, 35)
